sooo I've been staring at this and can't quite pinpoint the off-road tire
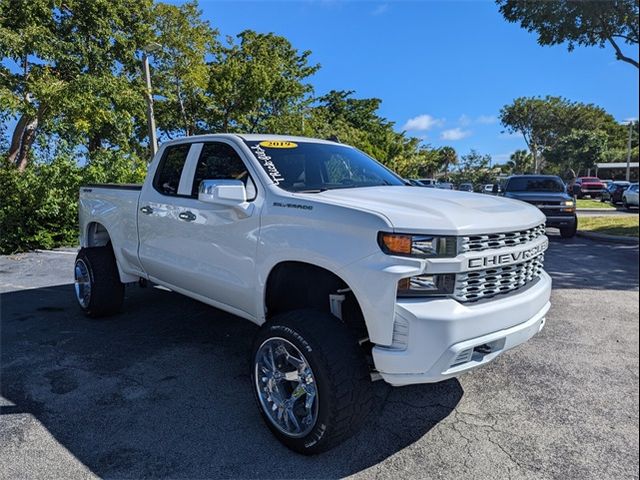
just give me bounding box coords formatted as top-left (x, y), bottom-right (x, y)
top-left (74, 246), bottom-right (124, 317)
top-left (251, 310), bottom-right (373, 454)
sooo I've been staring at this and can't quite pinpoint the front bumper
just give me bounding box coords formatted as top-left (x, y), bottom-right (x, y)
top-left (372, 270), bottom-right (552, 386)
top-left (545, 214), bottom-right (576, 229)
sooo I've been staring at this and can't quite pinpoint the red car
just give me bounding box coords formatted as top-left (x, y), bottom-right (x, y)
top-left (569, 177), bottom-right (606, 199)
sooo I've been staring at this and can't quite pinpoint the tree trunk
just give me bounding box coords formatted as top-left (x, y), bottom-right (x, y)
top-left (532, 146), bottom-right (539, 174)
top-left (7, 113), bottom-right (39, 172)
top-left (175, 80), bottom-right (190, 136)
top-left (88, 133), bottom-right (102, 160)
top-left (6, 115), bottom-right (29, 164)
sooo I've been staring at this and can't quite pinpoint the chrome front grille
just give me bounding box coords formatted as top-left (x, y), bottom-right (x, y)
top-left (454, 255), bottom-right (544, 302)
top-left (460, 224), bottom-right (546, 253)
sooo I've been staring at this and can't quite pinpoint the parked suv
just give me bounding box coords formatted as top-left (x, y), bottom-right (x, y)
top-left (500, 175), bottom-right (577, 238)
top-left (569, 177), bottom-right (606, 199)
top-left (602, 181), bottom-right (630, 205)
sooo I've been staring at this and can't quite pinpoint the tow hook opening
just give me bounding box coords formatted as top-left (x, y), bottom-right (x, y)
top-left (474, 343), bottom-right (493, 354)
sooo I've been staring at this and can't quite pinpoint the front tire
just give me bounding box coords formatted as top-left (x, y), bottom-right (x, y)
top-left (251, 310), bottom-right (373, 454)
top-left (74, 246), bottom-right (124, 317)
top-left (560, 218), bottom-right (578, 239)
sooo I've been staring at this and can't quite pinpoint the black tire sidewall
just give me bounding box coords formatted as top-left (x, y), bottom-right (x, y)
top-left (74, 246), bottom-right (124, 317)
top-left (250, 311), bottom-right (371, 454)
top-left (251, 322), bottom-right (336, 453)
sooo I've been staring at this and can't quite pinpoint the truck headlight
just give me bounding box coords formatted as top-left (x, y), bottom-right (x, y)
top-left (378, 233), bottom-right (457, 258)
top-left (562, 200), bottom-right (576, 213)
top-left (397, 274), bottom-right (456, 297)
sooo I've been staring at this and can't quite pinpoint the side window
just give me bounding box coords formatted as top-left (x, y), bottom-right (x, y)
top-left (191, 142), bottom-right (257, 200)
top-left (153, 144), bottom-right (191, 196)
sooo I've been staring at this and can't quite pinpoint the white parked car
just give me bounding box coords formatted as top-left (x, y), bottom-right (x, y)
top-left (622, 183), bottom-right (639, 209)
top-left (76, 134), bottom-right (551, 453)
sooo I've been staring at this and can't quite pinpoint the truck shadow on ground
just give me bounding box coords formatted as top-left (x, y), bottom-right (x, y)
top-left (1, 283), bottom-right (462, 479)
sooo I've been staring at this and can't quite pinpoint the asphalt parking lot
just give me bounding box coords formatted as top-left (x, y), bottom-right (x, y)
top-left (1, 232), bottom-right (638, 480)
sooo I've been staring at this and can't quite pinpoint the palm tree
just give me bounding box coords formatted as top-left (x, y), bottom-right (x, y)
top-left (507, 149), bottom-right (533, 174)
top-left (437, 146), bottom-right (458, 180)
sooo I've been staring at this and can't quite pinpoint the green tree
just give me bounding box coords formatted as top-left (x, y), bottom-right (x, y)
top-left (206, 30), bottom-right (319, 133)
top-left (451, 150), bottom-right (498, 187)
top-left (0, 0), bottom-right (154, 170)
top-left (545, 129), bottom-right (608, 179)
top-left (500, 96), bottom-right (619, 173)
top-left (152, 1), bottom-right (218, 138)
top-left (304, 90), bottom-right (432, 177)
top-left (507, 149), bottom-right (533, 174)
top-left (496, 0), bottom-right (639, 68)
top-left (437, 146), bottom-right (458, 180)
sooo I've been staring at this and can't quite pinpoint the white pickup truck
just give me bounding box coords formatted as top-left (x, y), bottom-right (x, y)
top-left (76, 134), bottom-right (551, 453)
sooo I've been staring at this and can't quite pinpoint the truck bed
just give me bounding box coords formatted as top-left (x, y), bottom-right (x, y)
top-left (78, 184), bottom-right (144, 280)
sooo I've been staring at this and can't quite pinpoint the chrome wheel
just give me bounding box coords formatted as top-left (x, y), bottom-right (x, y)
top-left (254, 337), bottom-right (318, 438)
top-left (74, 259), bottom-right (91, 308)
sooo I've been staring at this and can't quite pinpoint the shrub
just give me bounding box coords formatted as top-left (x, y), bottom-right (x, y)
top-left (0, 152), bottom-right (146, 254)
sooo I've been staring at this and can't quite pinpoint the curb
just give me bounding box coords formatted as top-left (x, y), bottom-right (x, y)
top-left (576, 208), bottom-right (619, 212)
top-left (577, 231), bottom-right (639, 245)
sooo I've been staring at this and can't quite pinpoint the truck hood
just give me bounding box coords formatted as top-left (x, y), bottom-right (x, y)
top-left (308, 186), bottom-right (545, 235)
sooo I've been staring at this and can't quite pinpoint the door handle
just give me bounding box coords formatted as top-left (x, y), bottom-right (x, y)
top-left (178, 211), bottom-right (196, 222)
top-left (140, 205), bottom-right (153, 215)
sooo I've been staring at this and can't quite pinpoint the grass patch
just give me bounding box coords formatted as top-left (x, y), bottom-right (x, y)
top-left (579, 216), bottom-right (639, 237)
top-left (576, 198), bottom-right (613, 209)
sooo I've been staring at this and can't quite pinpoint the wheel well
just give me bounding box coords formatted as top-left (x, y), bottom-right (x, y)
top-left (265, 261), bottom-right (368, 340)
top-left (86, 222), bottom-right (111, 248)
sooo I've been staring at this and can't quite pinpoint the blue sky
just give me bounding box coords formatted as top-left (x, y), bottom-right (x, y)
top-left (195, 0), bottom-right (639, 164)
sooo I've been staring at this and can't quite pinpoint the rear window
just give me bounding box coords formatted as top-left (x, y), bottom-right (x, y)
top-left (581, 177), bottom-right (601, 182)
top-left (505, 177), bottom-right (565, 193)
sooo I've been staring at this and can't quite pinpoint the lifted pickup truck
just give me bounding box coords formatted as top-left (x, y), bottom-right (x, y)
top-left (76, 134), bottom-right (551, 453)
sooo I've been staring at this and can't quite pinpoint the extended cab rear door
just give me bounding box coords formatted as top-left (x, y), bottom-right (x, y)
top-left (137, 139), bottom-right (263, 320)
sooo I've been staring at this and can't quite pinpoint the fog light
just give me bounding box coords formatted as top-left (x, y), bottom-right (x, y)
top-left (397, 274), bottom-right (455, 297)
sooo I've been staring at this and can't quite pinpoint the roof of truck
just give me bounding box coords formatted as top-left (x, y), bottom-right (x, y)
top-left (161, 133), bottom-right (342, 147)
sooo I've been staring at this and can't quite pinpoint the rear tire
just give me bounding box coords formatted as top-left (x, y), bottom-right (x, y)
top-left (623, 199), bottom-right (631, 210)
top-left (74, 246), bottom-right (124, 317)
top-left (251, 310), bottom-right (373, 454)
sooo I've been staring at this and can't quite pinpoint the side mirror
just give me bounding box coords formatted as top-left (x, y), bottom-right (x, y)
top-left (492, 184), bottom-right (499, 194)
top-left (198, 179), bottom-right (246, 205)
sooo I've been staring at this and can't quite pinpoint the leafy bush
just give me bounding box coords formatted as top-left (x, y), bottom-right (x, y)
top-left (0, 152), bottom-right (146, 254)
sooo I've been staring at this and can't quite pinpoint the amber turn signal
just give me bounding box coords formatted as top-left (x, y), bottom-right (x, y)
top-left (379, 233), bottom-right (412, 255)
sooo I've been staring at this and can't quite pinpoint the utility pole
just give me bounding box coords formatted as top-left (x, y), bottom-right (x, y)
top-left (142, 50), bottom-right (158, 159)
top-left (626, 120), bottom-right (633, 182)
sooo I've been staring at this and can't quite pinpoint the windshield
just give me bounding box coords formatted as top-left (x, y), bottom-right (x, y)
top-left (243, 140), bottom-right (405, 192)
top-left (581, 177), bottom-right (601, 182)
top-left (506, 177), bottom-right (565, 193)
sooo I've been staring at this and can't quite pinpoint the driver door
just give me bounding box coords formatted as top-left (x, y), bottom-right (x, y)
top-left (139, 140), bottom-right (262, 318)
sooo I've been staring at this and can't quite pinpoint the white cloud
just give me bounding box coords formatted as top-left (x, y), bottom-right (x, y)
top-left (477, 115), bottom-right (498, 125)
top-left (371, 3), bottom-right (389, 15)
top-left (402, 114), bottom-right (444, 131)
top-left (440, 128), bottom-right (472, 141)
top-left (458, 114), bottom-right (472, 126)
